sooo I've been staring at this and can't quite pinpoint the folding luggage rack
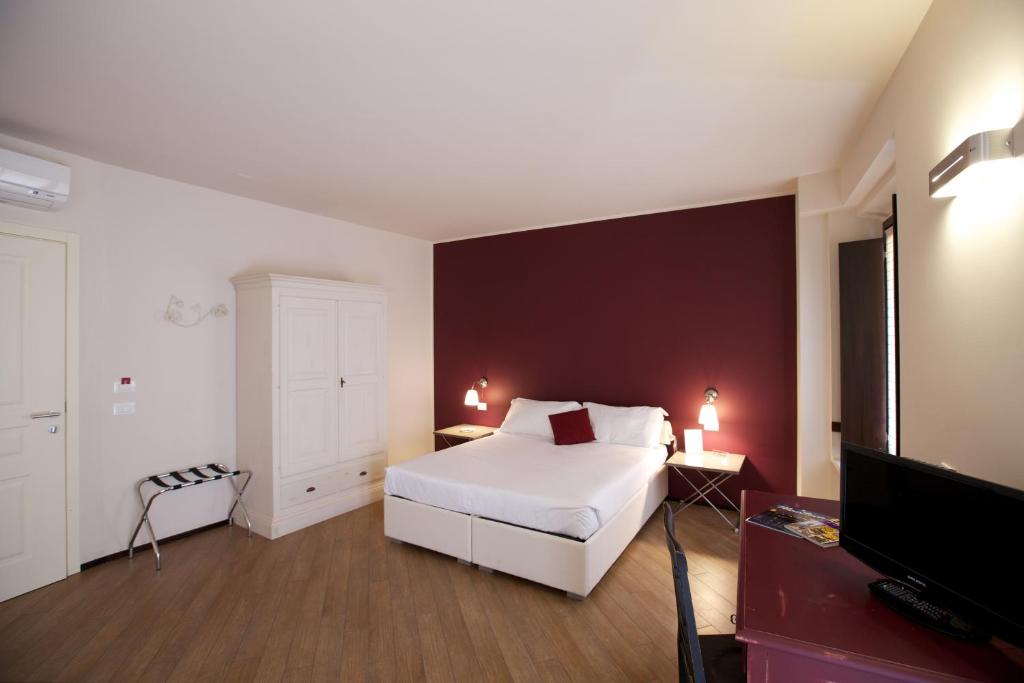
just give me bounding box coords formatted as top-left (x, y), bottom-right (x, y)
top-left (128, 463), bottom-right (253, 570)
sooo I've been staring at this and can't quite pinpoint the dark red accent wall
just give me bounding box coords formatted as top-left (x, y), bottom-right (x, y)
top-left (434, 196), bottom-right (797, 498)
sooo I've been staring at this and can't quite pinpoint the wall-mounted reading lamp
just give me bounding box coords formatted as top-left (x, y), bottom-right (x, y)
top-left (929, 117), bottom-right (1024, 197)
top-left (464, 376), bottom-right (488, 410)
top-left (698, 387), bottom-right (719, 432)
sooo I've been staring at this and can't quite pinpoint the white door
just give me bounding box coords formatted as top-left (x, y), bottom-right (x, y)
top-left (279, 296), bottom-right (339, 477)
top-left (339, 300), bottom-right (385, 461)
top-left (0, 233), bottom-right (67, 603)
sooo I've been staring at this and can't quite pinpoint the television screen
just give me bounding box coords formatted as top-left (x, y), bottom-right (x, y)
top-left (840, 443), bottom-right (1024, 645)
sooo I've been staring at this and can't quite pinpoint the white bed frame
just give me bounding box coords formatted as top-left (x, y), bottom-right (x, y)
top-left (383, 465), bottom-right (668, 598)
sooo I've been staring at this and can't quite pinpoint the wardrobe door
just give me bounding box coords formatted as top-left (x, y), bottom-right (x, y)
top-left (280, 296), bottom-right (340, 477)
top-left (338, 300), bottom-right (385, 461)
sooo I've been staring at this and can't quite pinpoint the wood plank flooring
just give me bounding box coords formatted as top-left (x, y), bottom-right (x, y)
top-left (0, 501), bottom-right (739, 682)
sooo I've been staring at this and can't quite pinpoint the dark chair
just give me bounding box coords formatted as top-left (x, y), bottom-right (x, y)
top-left (663, 502), bottom-right (744, 683)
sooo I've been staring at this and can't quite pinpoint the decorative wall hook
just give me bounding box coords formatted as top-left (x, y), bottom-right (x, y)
top-left (165, 295), bottom-right (229, 327)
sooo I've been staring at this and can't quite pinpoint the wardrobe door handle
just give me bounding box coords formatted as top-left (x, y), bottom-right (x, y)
top-left (359, 471), bottom-right (367, 477)
top-left (306, 486), bottom-right (316, 493)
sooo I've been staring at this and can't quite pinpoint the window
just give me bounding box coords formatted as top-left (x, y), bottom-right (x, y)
top-left (883, 218), bottom-right (898, 455)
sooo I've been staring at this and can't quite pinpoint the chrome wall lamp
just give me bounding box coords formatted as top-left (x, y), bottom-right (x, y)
top-left (684, 387), bottom-right (720, 453)
top-left (698, 387), bottom-right (719, 432)
top-left (464, 376), bottom-right (489, 411)
top-left (929, 116), bottom-right (1024, 197)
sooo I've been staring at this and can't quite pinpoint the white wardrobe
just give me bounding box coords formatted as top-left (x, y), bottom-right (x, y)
top-left (233, 274), bottom-right (387, 539)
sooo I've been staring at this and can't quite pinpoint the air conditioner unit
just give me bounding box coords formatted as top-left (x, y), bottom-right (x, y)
top-left (0, 148), bottom-right (71, 211)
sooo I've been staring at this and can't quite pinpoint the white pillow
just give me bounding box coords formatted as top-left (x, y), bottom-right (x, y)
top-left (660, 420), bottom-right (674, 445)
top-left (583, 402), bottom-right (668, 448)
top-left (499, 398), bottom-right (582, 440)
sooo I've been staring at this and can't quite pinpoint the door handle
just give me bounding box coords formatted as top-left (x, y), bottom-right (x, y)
top-left (30, 411), bottom-right (62, 419)
top-left (339, 377), bottom-right (345, 388)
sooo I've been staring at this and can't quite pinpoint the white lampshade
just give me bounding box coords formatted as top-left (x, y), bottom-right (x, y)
top-left (683, 429), bottom-right (704, 454)
top-left (698, 403), bottom-right (719, 431)
top-left (464, 388), bottom-right (479, 406)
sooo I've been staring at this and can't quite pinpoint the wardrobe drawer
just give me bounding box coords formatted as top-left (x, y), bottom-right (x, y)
top-left (339, 454), bottom-right (386, 489)
top-left (280, 470), bottom-right (345, 509)
top-left (280, 455), bottom-right (386, 509)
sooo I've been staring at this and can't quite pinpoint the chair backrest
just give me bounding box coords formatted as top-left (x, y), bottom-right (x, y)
top-left (663, 502), bottom-right (707, 683)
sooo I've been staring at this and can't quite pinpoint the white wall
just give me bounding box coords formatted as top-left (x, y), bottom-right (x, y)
top-left (0, 133), bottom-right (434, 565)
top-left (796, 180), bottom-right (895, 501)
top-left (795, 175), bottom-right (832, 499)
top-left (838, 0), bottom-right (1024, 487)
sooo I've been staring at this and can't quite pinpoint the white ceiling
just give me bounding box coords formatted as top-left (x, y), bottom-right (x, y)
top-left (0, 1), bottom-right (931, 242)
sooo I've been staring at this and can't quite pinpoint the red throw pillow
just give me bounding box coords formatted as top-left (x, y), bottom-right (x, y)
top-left (549, 408), bottom-right (596, 445)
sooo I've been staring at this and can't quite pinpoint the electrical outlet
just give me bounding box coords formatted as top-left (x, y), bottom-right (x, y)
top-left (113, 402), bottom-right (136, 416)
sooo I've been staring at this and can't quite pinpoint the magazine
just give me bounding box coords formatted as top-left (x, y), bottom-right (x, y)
top-left (784, 519), bottom-right (840, 548)
top-left (746, 503), bottom-right (840, 543)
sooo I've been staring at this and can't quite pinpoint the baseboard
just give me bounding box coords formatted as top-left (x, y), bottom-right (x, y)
top-left (257, 481), bottom-right (384, 539)
top-left (247, 509), bottom-right (275, 539)
top-left (80, 519), bottom-right (229, 570)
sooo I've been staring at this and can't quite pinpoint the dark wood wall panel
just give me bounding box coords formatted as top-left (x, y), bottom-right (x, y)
top-left (839, 238), bottom-right (887, 451)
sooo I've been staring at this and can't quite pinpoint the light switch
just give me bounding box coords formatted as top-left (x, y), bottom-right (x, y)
top-left (114, 380), bottom-right (136, 393)
top-left (113, 402), bottom-right (136, 416)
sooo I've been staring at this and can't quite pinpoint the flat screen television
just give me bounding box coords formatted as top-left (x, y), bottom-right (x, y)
top-left (840, 442), bottom-right (1024, 646)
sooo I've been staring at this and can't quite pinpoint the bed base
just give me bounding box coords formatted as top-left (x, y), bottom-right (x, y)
top-left (383, 466), bottom-right (668, 598)
top-left (384, 494), bottom-right (472, 562)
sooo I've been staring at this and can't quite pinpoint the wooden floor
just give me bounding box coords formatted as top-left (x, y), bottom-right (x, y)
top-left (0, 501), bottom-right (739, 682)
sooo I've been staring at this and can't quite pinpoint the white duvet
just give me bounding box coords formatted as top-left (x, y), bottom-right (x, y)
top-left (383, 432), bottom-right (667, 540)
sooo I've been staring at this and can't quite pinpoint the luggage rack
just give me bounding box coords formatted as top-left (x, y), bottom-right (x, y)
top-left (128, 463), bottom-right (253, 570)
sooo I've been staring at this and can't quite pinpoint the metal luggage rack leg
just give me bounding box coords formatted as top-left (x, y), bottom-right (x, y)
top-left (128, 463), bottom-right (253, 570)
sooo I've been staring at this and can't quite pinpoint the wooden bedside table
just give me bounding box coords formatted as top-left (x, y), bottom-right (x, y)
top-left (434, 424), bottom-right (497, 448)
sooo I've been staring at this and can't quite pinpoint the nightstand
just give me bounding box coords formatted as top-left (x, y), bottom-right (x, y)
top-left (666, 449), bottom-right (747, 531)
top-left (433, 424), bottom-right (497, 448)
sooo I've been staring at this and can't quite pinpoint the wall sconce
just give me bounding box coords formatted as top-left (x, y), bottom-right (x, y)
top-left (698, 387), bottom-right (719, 432)
top-left (929, 117), bottom-right (1023, 197)
top-left (464, 376), bottom-right (488, 410)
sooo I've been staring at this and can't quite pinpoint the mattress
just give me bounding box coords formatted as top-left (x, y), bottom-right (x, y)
top-left (383, 432), bottom-right (667, 540)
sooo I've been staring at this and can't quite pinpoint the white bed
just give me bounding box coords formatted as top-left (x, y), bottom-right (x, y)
top-left (383, 419), bottom-right (670, 598)
top-left (385, 432), bottom-right (666, 539)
